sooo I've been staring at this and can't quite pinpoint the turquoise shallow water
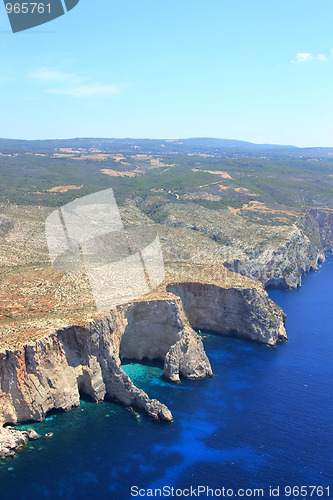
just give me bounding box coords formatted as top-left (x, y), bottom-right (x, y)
top-left (0, 257), bottom-right (332, 499)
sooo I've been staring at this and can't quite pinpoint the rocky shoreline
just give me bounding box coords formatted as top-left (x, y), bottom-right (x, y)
top-left (1, 208), bottom-right (331, 462)
top-left (0, 282), bottom-right (286, 460)
top-left (224, 209), bottom-right (333, 289)
top-left (0, 426), bottom-right (40, 460)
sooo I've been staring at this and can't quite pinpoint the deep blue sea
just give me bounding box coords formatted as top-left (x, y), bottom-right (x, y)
top-left (1, 257), bottom-right (332, 500)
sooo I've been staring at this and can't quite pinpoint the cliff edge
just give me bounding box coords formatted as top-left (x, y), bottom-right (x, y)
top-left (0, 282), bottom-right (286, 459)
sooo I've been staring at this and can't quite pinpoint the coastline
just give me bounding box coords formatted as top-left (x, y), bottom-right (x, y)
top-left (0, 282), bottom-right (285, 460)
top-left (0, 208), bottom-right (332, 461)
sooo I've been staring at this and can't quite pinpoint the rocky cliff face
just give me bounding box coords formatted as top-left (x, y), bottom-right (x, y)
top-left (225, 214), bottom-right (333, 289)
top-left (225, 228), bottom-right (323, 289)
top-left (0, 297), bottom-right (213, 429)
top-left (306, 209), bottom-right (333, 253)
top-left (0, 282), bottom-right (287, 458)
top-left (260, 227), bottom-right (323, 289)
top-left (118, 299), bottom-right (213, 383)
top-left (156, 201), bottom-right (331, 291)
top-left (166, 282), bottom-right (287, 345)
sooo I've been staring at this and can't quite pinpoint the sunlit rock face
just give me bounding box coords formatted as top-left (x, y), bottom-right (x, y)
top-left (0, 295), bottom-right (214, 428)
top-left (166, 282), bottom-right (287, 346)
top-left (0, 279), bottom-right (287, 462)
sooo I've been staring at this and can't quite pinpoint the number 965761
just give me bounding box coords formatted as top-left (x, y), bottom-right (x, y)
top-left (5, 3), bottom-right (51, 14)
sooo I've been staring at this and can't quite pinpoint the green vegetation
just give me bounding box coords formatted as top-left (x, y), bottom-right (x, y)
top-left (0, 139), bottom-right (332, 213)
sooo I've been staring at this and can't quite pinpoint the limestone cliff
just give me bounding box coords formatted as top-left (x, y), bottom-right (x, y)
top-left (225, 209), bottom-right (333, 289)
top-left (224, 227), bottom-right (323, 289)
top-left (166, 282), bottom-right (287, 345)
top-left (0, 283), bottom-right (287, 459)
top-left (0, 297), bottom-right (213, 430)
top-left (260, 227), bottom-right (323, 289)
top-left (305, 209), bottom-right (333, 253)
top-left (118, 299), bottom-right (213, 383)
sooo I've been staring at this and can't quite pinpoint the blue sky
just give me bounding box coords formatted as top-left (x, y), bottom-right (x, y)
top-left (1, 0), bottom-right (333, 146)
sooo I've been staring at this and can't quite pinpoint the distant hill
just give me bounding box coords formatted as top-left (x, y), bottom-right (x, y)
top-left (0, 137), bottom-right (332, 158)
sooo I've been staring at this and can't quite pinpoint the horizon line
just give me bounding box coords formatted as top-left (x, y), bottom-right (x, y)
top-left (1, 136), bottom-right (333, 149)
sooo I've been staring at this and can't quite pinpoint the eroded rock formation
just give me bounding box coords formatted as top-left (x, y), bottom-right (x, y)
top-left (306, 209), bottom-right (333, 253)
top-left (225, 209), bottom-right (333, 289)
top-left (0, 426), bottom-right (40, 460)
top-left (166, 283), bottom-right (287, 345)
top-left (0, 297), bottom-right (215, 428)
top-left (0, 283), bottom-right (287, 459)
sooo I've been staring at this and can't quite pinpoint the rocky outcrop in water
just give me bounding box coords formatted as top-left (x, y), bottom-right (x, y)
top-left (0, 426), bottom-right (40, 460)
top-left (163, 328), bottom-right (213, 383)
top-left (118, 299), bottom-right (213, 383)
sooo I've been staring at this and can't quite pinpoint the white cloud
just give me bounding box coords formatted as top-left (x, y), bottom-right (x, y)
top-left (292, 51), bottom-right (333, 63)
top-left (28, 67), bottom-right (81, 83)
top-left (28, 67), bottom-right (119, 98)
top-left (45, 84), bottom-right (119, 97)
top-left (293, 52), bottom-right (314, 63)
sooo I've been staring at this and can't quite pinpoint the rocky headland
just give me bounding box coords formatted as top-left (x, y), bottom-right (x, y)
top-left (224, 226), bottom-right (324, 289)
top-left (1, 140), bottom-right (333, 464)
top-left (221, 209), bottom-right (333, 289)
top-left (0, 280), bottom-right (286, 459)
top-left (1, 206), bottom-right (331, 461)
top-left (144, 198), bottom-right (333, 291)
top-left (166, 283), bottom-right (287, 345)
